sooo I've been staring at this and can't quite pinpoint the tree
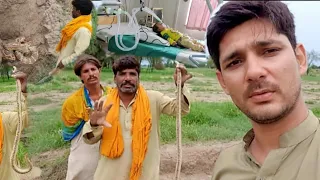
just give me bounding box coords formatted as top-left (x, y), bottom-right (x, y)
top-left (306, 50), bottom-right (320, 75)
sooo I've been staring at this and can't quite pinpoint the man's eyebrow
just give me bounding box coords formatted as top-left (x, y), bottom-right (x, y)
top-left (221, 39), bottom-right (284, 64)
top-left (254, 39), bottom-right (283, 47)
top-left (221, 51), bottom-right (239, 64)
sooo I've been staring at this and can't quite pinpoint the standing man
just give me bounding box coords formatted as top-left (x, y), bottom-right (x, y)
top-left (38, 0), bottom-right (94, 83)
top-left (82, 55), bottom-right (192, 180)
top-left (61, 54), bottom-right (105, 180)
top-left (206, 1), bottom-right (320, 180)
top-left (0, 72), bottom-right (29, 180)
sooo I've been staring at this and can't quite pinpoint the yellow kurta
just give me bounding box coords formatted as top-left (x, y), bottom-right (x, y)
top-left (211, 110), bottom-right (320, 180)
top-left (56, 21), bottom-right (92, 66)
top-left (82, 89), bottom-right (191, 180)
top-left (0, 94), bottom-right (28, 180)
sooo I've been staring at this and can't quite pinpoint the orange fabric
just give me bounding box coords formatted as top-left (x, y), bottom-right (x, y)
top-left (100, 85), bottom-right (152, 180)
top-left (0, 113), bottom-right (3, 164)
top-left (56, 15), bottom-right (92, 52)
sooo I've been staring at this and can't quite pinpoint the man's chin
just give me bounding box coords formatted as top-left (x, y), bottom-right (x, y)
top-left (243, 106), bottom-right (290, 124)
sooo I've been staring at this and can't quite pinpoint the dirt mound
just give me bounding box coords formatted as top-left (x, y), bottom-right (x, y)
top-left (0, 0), bottom-right (72, 56)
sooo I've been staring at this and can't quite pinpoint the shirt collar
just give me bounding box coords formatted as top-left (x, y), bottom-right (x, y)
top-left (243, 110), bottom-right (319, 150)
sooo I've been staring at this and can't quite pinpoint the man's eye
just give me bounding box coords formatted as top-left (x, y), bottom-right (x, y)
top-left (227, 60), bottom-right (241, 68)
top-left (264, 48), bottom-right (280, 55)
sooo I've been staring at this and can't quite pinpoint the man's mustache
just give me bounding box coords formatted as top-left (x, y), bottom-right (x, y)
top-left (121, 81), bottom-right (135, 87)
top-left (87, 75), bottom-right (97, 80)
top-left (244, 80), bottom-right (280, 98)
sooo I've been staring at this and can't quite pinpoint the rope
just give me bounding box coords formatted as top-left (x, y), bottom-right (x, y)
top-left (174, 62), bottom-right (182, 180)
top-left (10, 75), bottom-right (33, 174)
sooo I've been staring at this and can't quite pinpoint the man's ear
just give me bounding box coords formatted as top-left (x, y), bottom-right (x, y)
top-left (295, 43), bottom-right (307, 75)
top-left (216, 70), bottom-right (230, 95)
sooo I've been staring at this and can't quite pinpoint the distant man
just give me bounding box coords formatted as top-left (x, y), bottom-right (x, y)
top-left (206, 1), bottom-right (320, 180)
top-left (61, 54), bottom-right (105, 180)
top-left (38, 0), bottom-right (94, 83)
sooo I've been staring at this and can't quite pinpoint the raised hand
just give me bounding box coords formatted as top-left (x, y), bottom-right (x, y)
top-left (89, 101), bottom-right (113, 128)
top-left (174, 62), bottom-right (192, 87)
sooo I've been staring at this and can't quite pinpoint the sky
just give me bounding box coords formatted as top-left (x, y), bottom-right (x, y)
top-left (285, 1), bottom-right (320, 53)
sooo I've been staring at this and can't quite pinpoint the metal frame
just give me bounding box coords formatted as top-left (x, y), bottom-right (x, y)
top-left (205, 0), bottom-right (223, 14)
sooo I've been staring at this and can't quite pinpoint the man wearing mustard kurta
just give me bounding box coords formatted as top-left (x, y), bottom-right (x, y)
top-left (61, 54), bottom-right (106, 180)
top-left (206, 1), bottom-right (320, 180)
top-left (39, 0), bottom-right (93, 83)
top-left (0, 72), bottom-right (28, 180)
top-left (82, 56), bottom-right (192, 180)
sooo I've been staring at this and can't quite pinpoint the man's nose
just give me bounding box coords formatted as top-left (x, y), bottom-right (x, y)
top-left (245, 54), bottom-right (267, 82)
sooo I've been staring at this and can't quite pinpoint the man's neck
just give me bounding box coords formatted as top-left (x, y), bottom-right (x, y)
top-left (119, 93), bottom-right (135, 108)
top-left (85, 84), bottom-right (102, 101)
top-left (249, 97), bottom-right (309, 162)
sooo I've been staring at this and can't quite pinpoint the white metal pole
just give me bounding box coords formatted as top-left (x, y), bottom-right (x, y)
top-left (206, 0), bottom-right (223, 14)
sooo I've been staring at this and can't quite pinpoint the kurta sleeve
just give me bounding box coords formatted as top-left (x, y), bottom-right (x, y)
top-left (158, 86), bottom-right (191, 116)
top-left (1, 93), bottom-right (28, 134)
top-left (60, 27), bottom-right (92, 66)
top-left (82, 120), bottom-right (104, 145)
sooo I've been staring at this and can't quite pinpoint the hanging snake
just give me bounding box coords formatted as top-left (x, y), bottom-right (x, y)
top-left (175, 61), bottom-right (182, 180)
top-left (10, 74), bottom-right (33, 174)
top-left (0, 37), bottom-right (36, 174)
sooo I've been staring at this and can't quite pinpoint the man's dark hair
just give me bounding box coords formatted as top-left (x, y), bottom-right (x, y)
top-left (206, 1), bottom-right (297, 71)
top-left (72, 0), bottom-right (94, 15)
top-left (112, 56), bottom-right (141, 76)
top-left (74, 54), bottom-right (102, 77)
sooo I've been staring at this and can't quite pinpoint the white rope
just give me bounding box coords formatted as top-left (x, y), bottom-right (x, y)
top-left (10, 70), bottom-right (32, 174)
top-left (174, 62), bottom-right (182, 180)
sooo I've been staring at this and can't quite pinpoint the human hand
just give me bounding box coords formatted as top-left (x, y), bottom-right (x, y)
top-left (174, 62), bottom-right (192, 87)
top-left (89, 101), bottom-right (113, 128)
top-left (57, 62), bottom-right (64, 69)
top-left (12, 71), bottom-right (27, 93)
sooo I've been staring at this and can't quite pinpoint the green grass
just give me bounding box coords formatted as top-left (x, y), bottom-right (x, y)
top-left (28, 97), bottom-right (53, 106)
top-left (0, 78), bottom-right (16, 92)
top-left (312, 106), bottom-right (320, 117)
top-left (160, 102), bottom-right (251, 143)
top-left (21, 101), bottom-right (251, 157)
top-left (24, 108), bottom-right (68, 156)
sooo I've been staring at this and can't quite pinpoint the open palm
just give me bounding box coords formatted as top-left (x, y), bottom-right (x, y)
top-left (89, 101), bottom-right (113, 128)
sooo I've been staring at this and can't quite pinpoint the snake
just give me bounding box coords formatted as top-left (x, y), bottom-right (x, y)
top-left (0, 37), bottom-right (38, 65)
top-left (10, 72), bottom-right (33, 174)
top-left (174, 61), bottom-right (182, 180)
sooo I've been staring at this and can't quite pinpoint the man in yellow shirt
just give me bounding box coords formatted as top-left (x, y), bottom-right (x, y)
top-left (38, 0), bottom-right (94, 84)
top-left (82, 55), bottom-right (192, 180)
top-left (0, 72), bottom-right (29, 180)
top-left (153, 22), bottom-right (205, 52)
top-left (206, 1), bottom-right (319, 180)
top-left (61, 54), bottom-right (105, 180)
